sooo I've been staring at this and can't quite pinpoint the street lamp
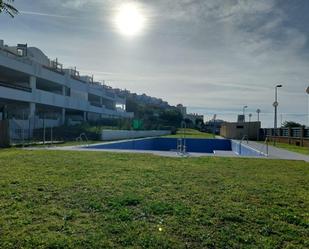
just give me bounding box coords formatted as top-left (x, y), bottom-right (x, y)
top-left (273, 84), bottom-right (283, 136)
top-left (243, 105), bottom-right (248, 121)
top-left (256, 109), bottom-right (261, 122)
top-left (248, 113), bottom-right (252, 139)
top-left (306, 86), bottom-right (309, 127)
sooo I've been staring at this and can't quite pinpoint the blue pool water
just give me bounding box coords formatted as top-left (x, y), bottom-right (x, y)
top-left (86, 137), bottom-right (231, 153)
top-left (85, 138), bottom-right (264, 157)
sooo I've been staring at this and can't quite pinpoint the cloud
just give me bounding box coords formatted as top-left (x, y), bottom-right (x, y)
top-left (60, 0), bottom-right (89, 9)
top-left (19, 10), bottom-right (72, 19)
top-left (3, 0), bottom-right (309, 127)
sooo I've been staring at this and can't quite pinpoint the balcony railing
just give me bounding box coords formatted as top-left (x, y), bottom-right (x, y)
top-left (106, 91), bottom-right (115, 98)
top-left (0, 47), bottom-right (33, 66)
top-left (42, 65), bottom-right (65, 75)
top-left (89, 102), bottom-right (102, 108)
top-left (0, 81), bottom-right (32, 92)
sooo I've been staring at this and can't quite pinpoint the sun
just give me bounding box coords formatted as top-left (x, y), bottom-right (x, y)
top-left (114, 3), bottom-right (146, 37)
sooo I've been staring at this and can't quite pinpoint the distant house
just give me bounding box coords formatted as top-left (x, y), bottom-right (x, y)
top-left (203, 119), bottom-right (225, 134)
top-left (220, 121), bottom-right (261, 140)
top-left (176, 104), bottom-right (204, 127)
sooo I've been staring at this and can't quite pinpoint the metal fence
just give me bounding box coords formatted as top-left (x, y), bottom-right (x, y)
top-left (8, 117), bottom-right (62, 146)
top-left (5, 116), bottom-right (103, 147)
top-left (259, 127), bottom-right (308, 140)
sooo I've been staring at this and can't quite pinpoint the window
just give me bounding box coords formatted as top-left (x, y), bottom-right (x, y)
top-left (17, 48), bottom-right (24, 57)
top-left (65, 87), bottom-right (71, 96)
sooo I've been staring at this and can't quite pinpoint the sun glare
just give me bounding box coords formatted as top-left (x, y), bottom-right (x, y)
top-left (114, 3), bottom-right (146, 37)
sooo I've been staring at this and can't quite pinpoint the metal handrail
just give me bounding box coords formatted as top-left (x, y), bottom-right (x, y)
top-left (76, 133), bottom-right (89, 147)
top-left (238, 135), bottom-right (249, 155)
top-left (177, 138), bottom-right (182, 152)
top-left (259, 136), bottom-right (269, 157)
top-left (182, 121), bottom-right (187, 154)
top-left (240, 135), bottom-right (249, 144)
top-left (177, 121), bottom-right (187, 156)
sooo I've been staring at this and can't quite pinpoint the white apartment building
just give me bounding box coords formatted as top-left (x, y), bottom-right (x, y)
top-left (0, 40), bottom-right (133, 128)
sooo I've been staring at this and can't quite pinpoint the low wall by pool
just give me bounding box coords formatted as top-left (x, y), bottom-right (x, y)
top-left (101, 130), bottom-right (171, 141)
top-left (87, 138), bottom-right (232, 153)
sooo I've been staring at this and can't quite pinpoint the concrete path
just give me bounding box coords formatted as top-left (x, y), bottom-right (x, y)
top-left (26, 146), bottom-right (261, 159)
top-left (246, 141), bottom-right (309, 162)
top-left (25, 146), bottom-right (214, 158)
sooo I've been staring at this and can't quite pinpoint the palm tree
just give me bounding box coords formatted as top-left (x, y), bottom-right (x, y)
top-left (0, 0), bottom-right (18, 17)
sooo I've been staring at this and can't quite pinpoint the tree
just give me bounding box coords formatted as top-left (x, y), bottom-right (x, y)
top-left (195, 118), bottom-right (204, 129)
top-left (160, 109), bottom-right (183, 127)
top-left (0, 0), bottom-right (18, 17)
top-left (184, 118), bottom-right (194, 128)
top-left (282, 121), bottom-right (303, 128)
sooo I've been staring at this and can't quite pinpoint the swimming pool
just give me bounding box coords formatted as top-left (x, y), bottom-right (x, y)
top-left (86, 137), bottom-right (230, 153)
top-left (85, 137), bottom-right (264, 157)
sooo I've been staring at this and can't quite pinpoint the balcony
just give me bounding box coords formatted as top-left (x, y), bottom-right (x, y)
top-left (0, 81), bottom-right (32, 92)
top-left (89, 102), bottom-right (102, 108)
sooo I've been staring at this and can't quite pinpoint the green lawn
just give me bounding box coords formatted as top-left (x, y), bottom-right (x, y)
top-left (0, 150), bottom-right (308, 249)
top-left (271, 142), bottom-right (309, 155)
top-left (165, 128), bottom-right (214, 139)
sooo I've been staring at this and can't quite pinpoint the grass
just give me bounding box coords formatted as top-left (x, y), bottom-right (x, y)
top-left (0, 149), bottom-right (308, 248)
top-left (165, 128), bottom-right (214, 139)
top-left (271, 142), bottom-right (309, 155)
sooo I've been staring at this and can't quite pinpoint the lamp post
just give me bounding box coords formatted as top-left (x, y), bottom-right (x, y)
top-left (306, 86), bottom-right (309, 127)
top-left (256, 109), bottom-right (261, 141)
top-left (273, 84), bottom-right (283, 136)
top-left (256, 109), bottom-right (261, 122)
top-left (248, 113), bottom-right (252, 139)
top-left (243, 105), bottom-right (248, 121)
top-left (212, 114), bottom-right (217, 138)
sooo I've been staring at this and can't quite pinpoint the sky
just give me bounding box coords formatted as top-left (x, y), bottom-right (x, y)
top-left (1, 0), bottom-right (309, 127)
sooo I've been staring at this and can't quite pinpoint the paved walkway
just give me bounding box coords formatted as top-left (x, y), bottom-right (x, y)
top-left (26, 146), bottom-right (215, 158)
top-left (246, 141), bottom-right (309, 162)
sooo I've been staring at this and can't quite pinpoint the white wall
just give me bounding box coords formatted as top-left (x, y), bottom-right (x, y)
top-left (101, 130), bottom-right (171, 141)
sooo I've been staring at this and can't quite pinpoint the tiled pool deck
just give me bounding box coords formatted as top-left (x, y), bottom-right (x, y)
top-left (25, 138), bottom-right (309, 161)
top-left (246, 141), bottom-right (309, 162)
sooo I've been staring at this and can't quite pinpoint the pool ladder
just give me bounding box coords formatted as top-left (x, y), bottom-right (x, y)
top-left (259, 136), bottom-right (269, 157)
top-left (238, 135), bottom-right (248, 155)
top-left (76, 133), bottom-right (89, 147)
top-left (177, 121), bottom-right (188, 156)
top-left (177, 138), bottom-right (187, 155)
